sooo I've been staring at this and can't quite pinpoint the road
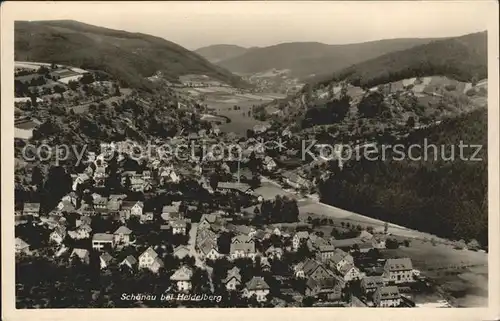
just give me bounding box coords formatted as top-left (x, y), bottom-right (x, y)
top-left (187, 223), bottom-right (204, 268)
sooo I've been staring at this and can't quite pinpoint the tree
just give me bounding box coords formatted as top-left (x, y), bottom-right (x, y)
top-left (53, 85), bottom-right (66, 99)
top-left (385, 238), bottom-right (399, 249)
top-left (209, 173), bottom-right (219, 191)
top-left (406, 116), bottom-right (416, 128)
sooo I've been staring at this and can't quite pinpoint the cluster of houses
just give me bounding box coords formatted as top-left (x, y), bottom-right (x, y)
top-left (15, 132), bottom-right (419, 307)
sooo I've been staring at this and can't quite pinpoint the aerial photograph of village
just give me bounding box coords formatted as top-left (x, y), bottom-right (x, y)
top-left (11, 1), bottom-right (490, 309)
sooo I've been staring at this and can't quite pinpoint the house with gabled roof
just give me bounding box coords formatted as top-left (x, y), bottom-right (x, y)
top-left (170, 266), bottom-right (193, 292)
top-left (50, 226), bottom-right (67, 245)
top-left (230, 235), bottom-right (256, 260)
top-left (198, 213), bottom-right (218, 230)
top-left (243, 276), bottom-right (270, 302)
top-left (265, 245), bottom-right (283, 259)
top-left (292, 231), bottom-right (309, 251)
top-left (121, 201), bottom-right (144, 219)
top-left (338, 263), bottom-right (363, 282)
top-left (305, 277), bottom-right (342, 301)
top-left (138, 247), bottom-right (164, 273)
top-left (70, 248), bottom-right (90, 264)
top-left (114, 226), bottom-right (133, 245)
top-left (294, 259), bottom-right (334, 280)
top-left (120, 255), bottom-right (137, 271)
top-left (100, 252), bottom-right (114, 270)
top-left (15, 238), bottom-right (31, 255)
top-left (328, 248), bottom-right (354, 272)
top-left (173, 245), bottom-right (191, 260)
top-left (223, 266), bottom-right (242, 291)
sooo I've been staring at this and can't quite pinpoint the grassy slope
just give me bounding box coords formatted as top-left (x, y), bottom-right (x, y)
top-left (14, 20), bottom-right (248, 90)
top-left (217, 38), bottom-right (439, 77)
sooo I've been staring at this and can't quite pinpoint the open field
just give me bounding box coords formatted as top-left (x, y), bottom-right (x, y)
top-left (186, 87), bottom-right (285, 136)
top-left (382, 240), bottom-right (488, 307)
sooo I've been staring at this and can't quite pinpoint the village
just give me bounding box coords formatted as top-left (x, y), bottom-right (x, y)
top-left (13, 60), bottom-right (481, 308)
top-left (14, 126), bottom-right (428, 308)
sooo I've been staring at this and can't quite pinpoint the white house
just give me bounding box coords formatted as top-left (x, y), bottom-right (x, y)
top-left (383, 258), bottom-right (414, 284)
top-left (170, 266), bottom-right (193, 292)
top-left (138, 247), bottom-right (164, 273)
top-left (92, 233), bottom-right (115, 251)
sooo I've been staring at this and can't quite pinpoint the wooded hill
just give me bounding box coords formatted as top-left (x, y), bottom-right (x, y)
top-left (15, 20), bottom-right (248, 90)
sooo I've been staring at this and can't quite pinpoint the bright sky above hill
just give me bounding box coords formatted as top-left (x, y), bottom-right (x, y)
top-left (7, 1), bottom-right (495, 50)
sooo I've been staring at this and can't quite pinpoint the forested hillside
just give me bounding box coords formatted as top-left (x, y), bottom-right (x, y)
top-left (318, 108), bottom-right (488, 247)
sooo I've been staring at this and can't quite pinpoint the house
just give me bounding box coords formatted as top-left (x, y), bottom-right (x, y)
top-left (361, 276), bottom-right (384, 294)
top-left (199, 213), bottom-right (218, 230)
top-left (294, 259), bottom-right (334, 280)
top-left (282, 172), bottom-right (310, 190)
top-left (196, 227), bottom-right (218, 245)
top-left (223, 267), bottom-right (242, 291)
top-left (100, 252), bottom-right (114, 269)
top-left (69, 223), bottom-right (92, 239)
top-left (61, 192), bottom-right (78, 208)
top-left (170, 266), bottom-right (193, 292)
top-left (92, 233), bottom-right (114, 251)
top-left (230, 235), bottom-right (256, 260)
top-left (198, 238), bottom-right (221, 261)
top-left (358, 241), bottom-right (374, 253)
top-left (120, 255), bottom-right (138, 271)
top-left (107, 197), bottom-right (122, 214)
top-left (305, 277), bottom-right (342, 301)
top-left (70, 248), bottom-right (90, 264)
top-left (138, 247), bottom-right (164, 273)
top-left (141, 211), bottom-right (154, 222)
top-left (93, 196), bottom-right (108, 211)
top-left (329, 249), bottom-right (354, 272)
top-left (374, 286), bottom-right (401, 307)
top-left (265, 246), bottom-right (283, 259)
top-left (243, 277), bottom-right (270, 302)
top-left (261, 257), bottom-right (272, 271)
top-left (217, 182), bottom-right (252, 194)
top-left (318, 245), bottom-right (336, 261)
top-left (292, 231), bottom-right (309, 251)
top-left (173, 245), bottom-right (191, 260)
top-left (121, 201), bottom-right (144, 218)
top-left (383, 258), bottom-right (414, 284)
top-left (15, 238), bottom-right (31, 255)
top-left (338, 263), bottom-right (363, 282)
top-left (114, 226), bottom-right (133, 245)
top-left (23, 202), bottom-right (40, 217)
top-left (161, 203), bottom-right (181, 222)
top-left (50, 226), bottom-right (67, 245)
top-left (172, 219), bottom-right (188, 235)
top-left (372, 236), bottom-right (386, 249)
top-left (263, 156), bottom-right (277, 171)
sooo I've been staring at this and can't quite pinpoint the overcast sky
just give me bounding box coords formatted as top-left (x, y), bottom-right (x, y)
top-left (7, 1), bottom-right (493, 50)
